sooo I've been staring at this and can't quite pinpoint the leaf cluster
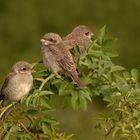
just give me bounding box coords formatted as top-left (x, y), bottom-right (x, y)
top-left (1, 26), bottom-right (140, 140)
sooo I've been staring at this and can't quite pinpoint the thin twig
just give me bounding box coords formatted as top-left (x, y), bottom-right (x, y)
top-left (103, 125), bottom-right (115, 140)
top-left (39, 73), bottom-right (54, 91)
top-left (0, 126), bottom-right (12, 140)
top-left (0, 104), bottom-right (13, 119)
top-left (17, 120), bottom-right (31, 134)
top-left (10, 113), bottom-right (32, 136)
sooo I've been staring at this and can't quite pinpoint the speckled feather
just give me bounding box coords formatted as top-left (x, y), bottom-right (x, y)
top-left (63, 25), bottom-right (93, 53)
top-left (42, 37), bottom-right (86, 88)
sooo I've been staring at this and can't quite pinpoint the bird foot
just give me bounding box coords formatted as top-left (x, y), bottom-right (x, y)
top-left (35, 78), bottom-right (44, 82)
top-left (55, 74), bottom-right (61, 79)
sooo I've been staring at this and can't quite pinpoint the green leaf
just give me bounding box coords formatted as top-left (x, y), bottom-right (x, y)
top-left (64, 134), bottom-right (74, 140)
top-left (39, 133), bottom-right (48, 138)
top-left (38, 90), bottom-right (54, 96)
top-left (15, 132), bottom-right (31, 139)
top-left (26, 109), bottom-right (38, 115)
top-left (79, 96), bottom-right (87, 111)
top-left (32, 118), bottom-right (41, 129)
top-left (40, 97), bottom-right (52, 109)
top-left (123, 71), bottom-right (131, 80)
top-left (89, 50), bottom-right (104, 57)
top-left (97, 25), bottom-right (106, 44)
top-left (131, 68), bottom-right (140, 81)
top-left (81, 57), bottom-right (92, 66)
top-left (59, 81), bottom-right (73, 96)
top-left (102, 38), bottom-right (117, 48)
top-left (10, 125), bottom-right (20, 132)
top-left (113, 73), bottom-right (127, 84)
top-left (104, 52), bottom-right (118, 58)
top-left (111, 65), bottom-right (125, 73)
top-left (3, 132), bottom-right (10, 140)
top-left (81, 90), bottom-right (92, 102)
top-left (25, 94), bottom-right (33, 106)
top-left (71, 92), bottom-right (79, 110)
top-left (112, 127), bottom-right (120, 138)
top-left (4, 125), bottom-right (20, 139)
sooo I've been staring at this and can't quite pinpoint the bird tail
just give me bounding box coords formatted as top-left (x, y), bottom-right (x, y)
top-left (70, 71), bottom-right (86, 88)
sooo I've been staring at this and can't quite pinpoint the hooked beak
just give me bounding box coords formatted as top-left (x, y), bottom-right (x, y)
top-left (40, 38), bottom-right (45, 43)
top-left (40, 39), bottom-right (50, 46)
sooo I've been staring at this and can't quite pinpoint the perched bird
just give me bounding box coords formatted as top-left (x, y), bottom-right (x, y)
top-left (0, 61), bottom-right (34, 125)
top-left (41, 32), bottom-right (86, 88)
top-left (0, 61), bottom-right (34, 106)
top-left (63, 25), bottom-right (94, 54)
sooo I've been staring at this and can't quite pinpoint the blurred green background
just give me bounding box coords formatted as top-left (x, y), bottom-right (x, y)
top-left (0, 0), bottom-right (140, 139)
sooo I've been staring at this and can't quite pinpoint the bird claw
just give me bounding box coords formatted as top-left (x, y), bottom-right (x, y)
top-left (55, 74), bottom-right (62, 79)
top-left (35, 78), bottom-right (44, 82)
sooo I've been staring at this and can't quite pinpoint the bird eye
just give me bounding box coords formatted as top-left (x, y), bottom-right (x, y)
top-left (85, 32), bottom-right (90, 36)
top-left (49, 38), bottom-right (57, 43)
top-left (49, 38), bottom-right (54, 42)
top-left (22, 67), bottom-right (27, 71)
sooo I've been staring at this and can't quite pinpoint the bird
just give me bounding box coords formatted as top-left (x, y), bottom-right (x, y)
top-left (0, 61), bottom-right (34, 106)
top-left (0, 61), bottom-right (34, 125)
top-left (41, 32), bottom-right (63, 74)
top-left (41, 32), bottom-right (86, 88)
top-left (63, 25), bottom-right (94, 54)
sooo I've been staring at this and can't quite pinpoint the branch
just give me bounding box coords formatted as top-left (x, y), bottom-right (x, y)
top-left (39, 73), bottom-right (55, 91)
top-left (103, 125), bottom-right (115, 140)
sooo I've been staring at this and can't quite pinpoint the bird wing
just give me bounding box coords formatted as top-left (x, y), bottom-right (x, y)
top-left (56, 42), bottom-right (76, 72)
top-left (56, 43), bottom-right (86, 88)
top-left (62, 33), bottom-right (73, 40)
top-left (46, 42), bottom-right (76, 73)
top-left (46, 42), bottom-right (86, 88)
top-left (57, 52), bottom-right (75, 72)
top-left (0, 72), bottom-right (16, 100)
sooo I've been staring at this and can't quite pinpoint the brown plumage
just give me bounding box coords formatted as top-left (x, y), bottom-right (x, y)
top-left (63, 25), bottom-right (94, 54)
top-left (41, 32), bottom-right (86, 88)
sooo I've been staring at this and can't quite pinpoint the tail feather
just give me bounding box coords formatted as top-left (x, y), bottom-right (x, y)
top-left (71, 72), bottom-right (86, 88)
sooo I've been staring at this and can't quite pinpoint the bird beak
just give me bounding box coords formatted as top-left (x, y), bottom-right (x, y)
top-left (91, 32), bottom-right (94, 37)
top-left (40, 39), bottom-right (45, 43)
top-left (90, 33), bottom-right (94, 40)
top-left (40, 39), bottom-right (50, 46)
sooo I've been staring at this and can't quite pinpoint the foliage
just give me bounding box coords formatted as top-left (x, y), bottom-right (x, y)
top-left (1, 26), bottom-right (140, 140)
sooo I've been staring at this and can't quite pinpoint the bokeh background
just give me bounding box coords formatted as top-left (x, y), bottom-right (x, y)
top-left (0, 0), bottom-right (140, 139)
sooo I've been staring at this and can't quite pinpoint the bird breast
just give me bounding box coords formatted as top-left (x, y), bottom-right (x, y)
top-left (41, 46), bottom-right (62, 73)
top-left (4, 73), bottom-right (33, 101)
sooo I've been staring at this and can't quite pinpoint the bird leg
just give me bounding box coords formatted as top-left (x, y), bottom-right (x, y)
top-left (35, 78), bottom-right (44, 82)
top-left (54, 72), bottom-right (61, 79)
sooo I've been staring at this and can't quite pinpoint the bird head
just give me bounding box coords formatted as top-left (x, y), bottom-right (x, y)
top-left (41, 32), bottom-right (62, 46)
top-left (72, 25), bottom-right (94, 40)
top-left (12, 61), bottom-right (34, 74)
